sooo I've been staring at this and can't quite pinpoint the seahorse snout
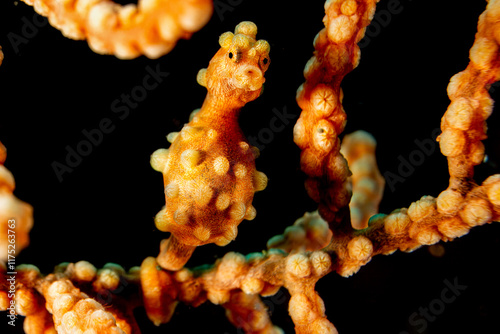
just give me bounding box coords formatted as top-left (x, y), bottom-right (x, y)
top-left (233, 64), bottom-right (265, 91)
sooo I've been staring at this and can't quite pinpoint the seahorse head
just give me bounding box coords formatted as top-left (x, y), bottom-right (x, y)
top-left (197, 21), bottom-right (270, 104)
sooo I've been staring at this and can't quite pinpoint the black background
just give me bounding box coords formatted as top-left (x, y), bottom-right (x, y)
top-left (1, 0), bottom-right (500, 333)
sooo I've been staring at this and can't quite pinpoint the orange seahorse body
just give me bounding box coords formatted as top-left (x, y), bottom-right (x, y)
top-left (151, 22), bottom-right (270, 270)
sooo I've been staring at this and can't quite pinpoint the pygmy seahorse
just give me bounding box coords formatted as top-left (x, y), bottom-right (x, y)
top-left (151, 22), bottom-right (270, 270)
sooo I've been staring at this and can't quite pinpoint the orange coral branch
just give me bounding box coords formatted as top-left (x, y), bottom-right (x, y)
top-left (266, 211), bottom-right (333, 253)
top-left (294, 0), bottom-right (379, 226)
top-left (322, 0), bottom-right (500, 277)
top-left (325, 177), bottom-right (500, 277)
top-left (2, 251), bottom-right (334, 333)
top-left (439, 0), bottom-right (500, 191)
top-left (0, 141), bottom-right (33, 263)
top-left (224, 290), bottom-right (282, 334)
top-left (2, 264), bottom-right (55, 333)
top-left (20, 0), bottom-right (213, 59)
top-left (340, 130), bottom-right (384, 229)
top-left (1, 262), bottom-right (142, 333)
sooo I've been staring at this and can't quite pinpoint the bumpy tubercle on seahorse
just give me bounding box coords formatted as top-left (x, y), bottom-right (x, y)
top-left (150, 21), bottom-right (271, 271)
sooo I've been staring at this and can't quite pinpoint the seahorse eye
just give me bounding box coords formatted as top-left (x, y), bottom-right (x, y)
top-left (258, 56), bottom-right (270, 71)
top-left (229, 52), bottom-right (234, 59)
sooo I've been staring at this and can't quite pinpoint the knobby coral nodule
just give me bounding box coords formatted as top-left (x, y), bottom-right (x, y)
top-left (1, 0), bottom-right (500, 333)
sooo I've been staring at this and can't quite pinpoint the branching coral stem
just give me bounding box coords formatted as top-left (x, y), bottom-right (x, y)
top-left (20, 0), bottom-right (213, 59)
top-left (294, 0), bottom-right (380, 226)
